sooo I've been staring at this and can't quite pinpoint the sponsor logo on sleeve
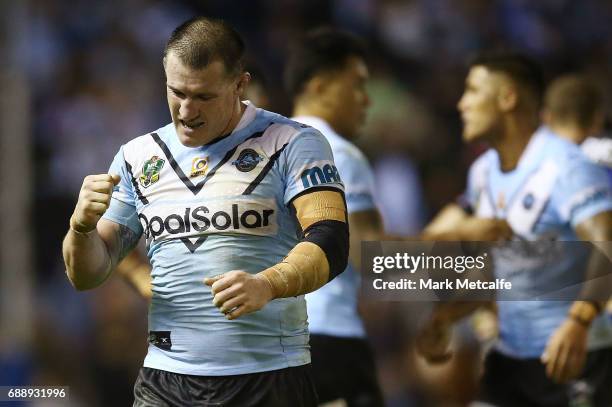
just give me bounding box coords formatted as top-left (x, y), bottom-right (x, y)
top-left (300, 162), bottom-right (342, 188)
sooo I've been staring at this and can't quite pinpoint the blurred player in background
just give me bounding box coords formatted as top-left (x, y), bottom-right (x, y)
top-left (543, 74), bottom-right (612, 169)
top-left (285, 28), bottom-right (385, 407)
top-left (418, 52), bottom-right (612, 406)
top-left (242, 63), bottom-right (272, 110)
top-left (544, 73), bottom-right (612, 331)
top-left (63, 17), bottom-right (350, 406)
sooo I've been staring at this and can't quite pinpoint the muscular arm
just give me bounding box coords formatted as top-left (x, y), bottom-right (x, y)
top-left (415, 204), bottom-right (511, 362)
top-left (63, 219), bottom-right (140, 291)
top-left (415, 300), bottom-right (493, 363)
top-left (541, 210), bottom-right (612, 383)
top-left (571, 210), bottom-right (612, 316)
top-left (422, 203), bottom-right (512, 241)
top-left (419, 206), bottom-right (500, 334)
top-left (422, 204), bottom-right (470, 240)
top-left (206, 189), bottom-right (348, 319)
top-left (575, 209), bottom-right (612, 240)
top-left (258, 189), bottom-right (348, 296)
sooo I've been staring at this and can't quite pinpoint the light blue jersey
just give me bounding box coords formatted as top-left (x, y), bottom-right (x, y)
top-left (466, 126), bottom-right (612, 358)
top-left (294, 116), bottom-right (377, 339)
top-left (103, 103), bottom-right (344, 375)
top-left (582, 136), bottom-right (612, 169)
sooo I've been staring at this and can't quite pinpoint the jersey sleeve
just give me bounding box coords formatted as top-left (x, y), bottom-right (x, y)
top-left (101, 146), bottom-right (143, 235)
top-left (554, 158), bottom-right (612, 227)
top-left (462, 150), bottom-right (494, 213)
top-left (463, 161), bottom-right (480, 211)
top-left (333, 147), bottom-right (376, 213)
top-left (281, 130), bottom-right (345, 205)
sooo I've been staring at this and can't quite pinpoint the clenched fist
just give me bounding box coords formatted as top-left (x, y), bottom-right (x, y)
top-left (416, 318), bottom-right (453, 363)
top-left (71, 174), bottom-right (121, 233)
top-left (205, 270), bottom-right (275, 320)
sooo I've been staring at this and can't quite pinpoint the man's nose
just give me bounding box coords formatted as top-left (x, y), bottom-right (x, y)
top-left (179, 99), bottom-right (198, 120)
top-left (457, 94), bottom-right (467, 112)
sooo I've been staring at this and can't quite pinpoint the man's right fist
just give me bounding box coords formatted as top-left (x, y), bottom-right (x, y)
top-left (70, 174), bottom-right (121, 233)
top-left (416, 318), bottom-right (453, 364)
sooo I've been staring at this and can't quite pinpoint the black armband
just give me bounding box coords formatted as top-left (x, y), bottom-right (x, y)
top-left (303, 219), bottom-right (349, 281)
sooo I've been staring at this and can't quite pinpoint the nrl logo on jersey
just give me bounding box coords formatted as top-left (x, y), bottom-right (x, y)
top-left (232, 149), bottom-right (263, 172)
top-left (190, 156), bottom-right (208, 177)
top-left (139, 155), bottom-right (165, 188)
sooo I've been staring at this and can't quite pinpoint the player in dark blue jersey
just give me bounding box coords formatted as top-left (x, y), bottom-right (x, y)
top-left (63, 17), bottom-right (350, 407)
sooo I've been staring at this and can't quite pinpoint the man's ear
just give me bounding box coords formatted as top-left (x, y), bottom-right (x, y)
top-left (236, 72), bottom-right (251, 95)
top-left (303, 75), bottom-right (328, 97)
top-left (498, 82), bottom-right (518, 112)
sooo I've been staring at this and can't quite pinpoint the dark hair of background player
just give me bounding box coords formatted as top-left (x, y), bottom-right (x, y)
top-left (284, 27), bottom-right (367, 99)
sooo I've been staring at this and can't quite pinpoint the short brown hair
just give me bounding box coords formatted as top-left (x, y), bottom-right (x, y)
top-left (544, 74), bottom-right (604, 129)
top-left (164, 17), bottom-right (245, 76)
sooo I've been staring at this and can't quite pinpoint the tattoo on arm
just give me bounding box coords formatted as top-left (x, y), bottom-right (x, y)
top-left (116, 224), bottom-right (140, 263)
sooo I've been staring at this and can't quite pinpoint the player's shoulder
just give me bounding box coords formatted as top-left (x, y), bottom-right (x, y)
top-left (469, 148), bottom-right (496, 174)
top-left (121, 123), bottom-right (174, 157)
top-left (326, 131), bottom-right (366, 162)
top-left (330, 141), bottom-right (371, 180)
top-left (340, 142), bottom-right (368, 162)
top-left (581, 137), bottom-right (612, 168)
top-left (545, 136), bottom-right (610, 194)
top-left (257, 109), bottom-right (330, 151)
top-left (464, 148), bottom-right (496, 193)
top-left (546, 133), bottom-right (596, 175)
top-left (543, 129), bottom-right (584, 161)
top-left (289, 115), bottom-right (364, 160)
top-left (523, 129), bottom-right (603, 191)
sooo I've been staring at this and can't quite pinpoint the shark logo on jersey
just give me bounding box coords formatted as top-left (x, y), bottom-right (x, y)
top-left (190, 157), bottom-right (208, 177)
top-left (232, 149), bottom-right (263, 172)
top-left (301, 164), bottom-right (341, 188)
top-left (523, 193), bottom-right (535, 210)
top-left (139, 156), bottom-right (165, 188)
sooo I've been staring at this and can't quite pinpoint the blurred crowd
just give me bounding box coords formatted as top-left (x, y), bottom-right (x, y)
top-left (1, 0), bottom-right (611, 405)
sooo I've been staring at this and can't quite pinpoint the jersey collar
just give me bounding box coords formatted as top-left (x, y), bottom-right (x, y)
top-left (233, 101), bottom-right (258, 133)
top-left (204, 101), bottom-right (258, 146)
